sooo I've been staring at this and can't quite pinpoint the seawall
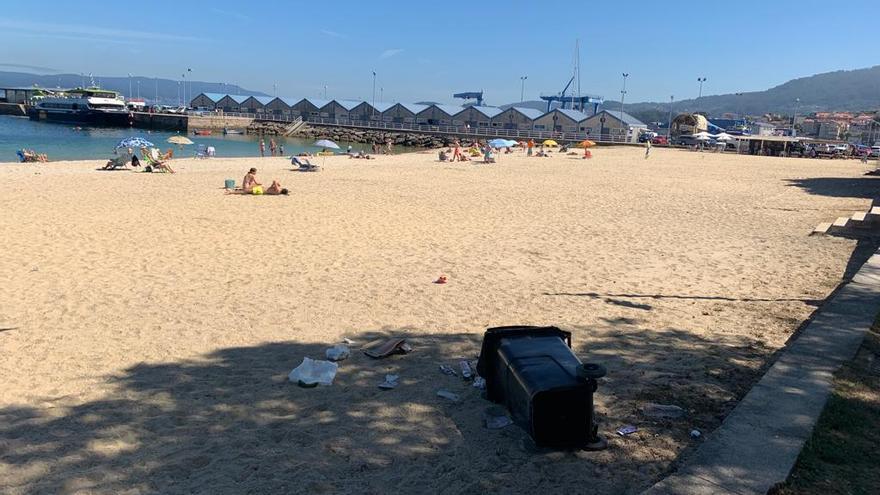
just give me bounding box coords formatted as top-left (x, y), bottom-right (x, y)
top-left (0, 103), bottom-right (27, 116)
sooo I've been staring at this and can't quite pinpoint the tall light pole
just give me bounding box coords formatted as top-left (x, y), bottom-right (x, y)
top-left (136, 80), bottom-right (140, 99)
top-left (697, 77), bottom-right (707, 99)
top-left (186, 68), bottom-right (192, 108)
top-left (380, 87), bottom-right (383, 102)
top-left (273, 83), bottom-right (277, 97)
top-left (371, 71), bottom-right (377, 116)
top-left (792, 97), bottom-right (800, 136)
top-left (128, 73), bottom-right (132, 99)
top-left (735, 92), bottom-right (744, 122)
top-left (620, 73), bottom-right (629, 119)
top-left (667, 95), bottom-right (674, 140)
top-left (323, 85), bottom-right (327, 99)
top-left (177, 81), bottom-right (181, 106)
top-left (520, 75), bottom-right (527, 102)
top-left (181, 73), bottom-right (186, 108)
top-left (154, 78), bottom-right (158, 105)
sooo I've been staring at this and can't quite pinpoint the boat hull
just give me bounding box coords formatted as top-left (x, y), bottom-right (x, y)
top-left (28, 109), bottom-right (133, 127)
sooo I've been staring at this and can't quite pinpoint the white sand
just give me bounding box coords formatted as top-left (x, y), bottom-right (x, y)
top-left (0, 147), bottom-right (873, 493)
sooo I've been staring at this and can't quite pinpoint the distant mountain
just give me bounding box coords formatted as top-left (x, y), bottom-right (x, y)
top-left (500, 66), bottom-right (880, 124)
top-left (0, 71), bottom-right (267, 105)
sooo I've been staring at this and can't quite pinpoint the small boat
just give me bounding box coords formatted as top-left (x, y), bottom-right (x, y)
top-left (193, 129), bottom-right (212, 136)
top-left (223, 128), bottom-right (244, 135)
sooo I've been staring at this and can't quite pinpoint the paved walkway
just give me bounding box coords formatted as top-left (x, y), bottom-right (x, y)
top-left (644, 247), bottom-right (880, 495)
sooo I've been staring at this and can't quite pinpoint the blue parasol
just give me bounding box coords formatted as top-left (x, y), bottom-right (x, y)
top-left (115, 137), bottom-right (155, 149)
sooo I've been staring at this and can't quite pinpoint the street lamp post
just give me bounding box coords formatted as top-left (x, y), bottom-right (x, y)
top-left (697, 77), bottom-right (707, 99)
top-left (792, 98), bottom-right (800, 136)
top-left (520, 76), bottom-right (527, 102)
top-left (136, 80), bottom-right (140, 99)
top-left (128, 73), bottom-right (132, 99)
top-left (323, 85), bottom-right (327, 99)
top-left (667, 95), bottom-right (674, 140)
top-left (177, 81), bottom-right (181, 106)
top-left (186, 68), bottom-right (192, 109)
top-left (620, 73), bottom-right (629, 119)
top-left (371, 71), bottom-right (377, 116)
top-left (380, 87), bottom-right (383, 102)
top-left (181, 73), bottom-right (186, 108)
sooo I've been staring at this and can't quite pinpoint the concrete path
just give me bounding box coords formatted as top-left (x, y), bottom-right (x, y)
top-left (644, 247), bottom-right (880, 495)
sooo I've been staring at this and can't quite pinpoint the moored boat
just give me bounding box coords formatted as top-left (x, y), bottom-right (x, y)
top-left (28, 87), bottom-right (131, 126)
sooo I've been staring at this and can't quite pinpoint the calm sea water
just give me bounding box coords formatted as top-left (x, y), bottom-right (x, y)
top-left (0, 115), bottom-right (387, 162)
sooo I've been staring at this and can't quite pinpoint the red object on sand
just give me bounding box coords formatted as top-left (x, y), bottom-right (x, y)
top-left (434, 276), bottom-right (448, 284)
top-left (583, 150), bottom-right (592, 159)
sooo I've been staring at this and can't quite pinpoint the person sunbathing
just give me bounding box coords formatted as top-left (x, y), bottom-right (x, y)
top-left (265, 180), bottom-right (289, 195)
top-left (243, 167), bottom-right (260, 192)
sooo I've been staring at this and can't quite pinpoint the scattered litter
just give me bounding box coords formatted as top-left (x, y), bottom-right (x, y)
top-left (616, 425), bottom-right (638, 436)
top-left (690, 429), bottom-right (702, 438)
top-left (439, 364), bottom-right (457, 376)
top-left (642, 403), bottom-right (686, 419)
top-left (434, 275), bottom-right (448, 284)
top-left (288, 357), bottom-right (338, 386)
top-left (363, 338), bottom-right (412, 359)
top-left (460, 360), bottom-right (474, 380)
top-left (436, 390), bottom-right (459, 401)
top-left (472, 377), bottom-right (486, 390)
top-left (378, 374), bottom-right (399, 390)
top-left (342, 337), bottom-right (354, 345)
top-left (325, 344), bottom-right (350, 362)
top-left (483, 406), bottom-right (513, 429)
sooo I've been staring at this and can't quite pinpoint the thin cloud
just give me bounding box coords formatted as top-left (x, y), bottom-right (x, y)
top-left (0, 63), bottom-right (60, 73)
top-left (0, 20), bottom-right (205, 43)
top-left (209, 8), bottom-right (251, 21)
top-left (320, 29), bottom-right (346, 39)
top-left (379, 48), bottom-right (404, 60)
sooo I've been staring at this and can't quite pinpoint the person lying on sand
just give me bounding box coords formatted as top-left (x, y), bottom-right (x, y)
top-left (227, 179), bottom-right (288, 195)
top-left (243, 167), bottom-right (260, 193)
top-left (439, 150), bottom-right (449, 161)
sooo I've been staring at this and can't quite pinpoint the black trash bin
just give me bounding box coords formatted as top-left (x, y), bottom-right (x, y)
top-left (476, 326), bottom-right (606, 450)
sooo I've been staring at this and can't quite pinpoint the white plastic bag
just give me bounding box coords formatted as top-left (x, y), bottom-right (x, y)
top-left (288, 357), bottom-right (338, 386)
top-left (325, 344), bottom-right (350, 362)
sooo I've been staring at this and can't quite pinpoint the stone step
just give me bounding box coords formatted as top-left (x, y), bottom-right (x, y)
top-left (852, 211), bottom-right (868, 222)
top-left (828, 216), bottom-right (851, 234)
top-left (811, 222), bottom-right (832, 235)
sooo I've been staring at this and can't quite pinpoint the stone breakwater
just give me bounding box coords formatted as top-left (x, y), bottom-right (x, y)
top-left (247, 121), bottom-right (480, 148)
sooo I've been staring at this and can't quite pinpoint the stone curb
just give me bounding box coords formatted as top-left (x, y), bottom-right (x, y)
top-left (643, 247), bottom-right (880, 495)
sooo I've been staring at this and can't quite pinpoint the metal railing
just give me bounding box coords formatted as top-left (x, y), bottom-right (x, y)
top-left (301, 117), bottom-right (635, 143)
top-left (177, 110), bottom-right (637, 144)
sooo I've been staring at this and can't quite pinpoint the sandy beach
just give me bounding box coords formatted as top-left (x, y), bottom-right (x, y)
top-left (0, 146), bottom-right (875, 494)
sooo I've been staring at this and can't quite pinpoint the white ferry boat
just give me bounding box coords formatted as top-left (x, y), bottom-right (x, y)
top-left (28, 87), bottom-right (132, 126)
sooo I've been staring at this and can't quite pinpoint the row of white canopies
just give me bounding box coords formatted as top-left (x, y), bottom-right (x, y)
top-left (691, 131), bottom-right (737, 141)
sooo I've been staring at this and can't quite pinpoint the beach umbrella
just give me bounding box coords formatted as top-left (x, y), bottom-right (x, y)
top-left (714, 132), bottom-right (734, 141)
top-left (578, 139), bottom-right (596, 148)
top-left (488, 138), bottom-right (510, 148)
top-left (313, 139), bottom-right (340, 149)
top-left (542, 139), bottom-right (559, 147)
top-left (313, 139), bottom-right (340, 167)
top-left (167, 136), bottom-right (194, 145)
top-left (115, 137), bottom-right (154, 149)
top-left (695, 135), bottom-right (712, 141)
top-left (692, 131), bottom-right (714, 139)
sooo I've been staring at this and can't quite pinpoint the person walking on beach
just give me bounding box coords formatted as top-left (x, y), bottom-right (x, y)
top-left (269, 139), bottom-right (277, 157)
top-left (279, 143), bottom-right (284, 156)
top-left (527, 139), bottom-right (534, 156)
top-left (259, 139), bottom-right (265, 157)
top-left (645, 139), bottom-right (652, 159)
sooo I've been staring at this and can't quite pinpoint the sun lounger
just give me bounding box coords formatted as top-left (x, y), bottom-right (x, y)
top-left (100, 156), bottom-right (129, 170)
top-left (142, 148), bottom-right (174, 173)
top-left (291, 156), bottom-right (320, 172)
top-left (196, 144), bottom-right (208, 159)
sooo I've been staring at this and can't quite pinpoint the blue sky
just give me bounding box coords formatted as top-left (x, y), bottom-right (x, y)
top-left (1, 0), bottom-right (879, 105)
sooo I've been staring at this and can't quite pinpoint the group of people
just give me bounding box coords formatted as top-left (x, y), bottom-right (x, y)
top-left (259, 138), bottom-right (285, 158)
top-left (101, 147), bottom-right (175, 173)
top-left (239, 167), bottom-right (288, 195)
top-left (17, 149), bottom-right (48, 162)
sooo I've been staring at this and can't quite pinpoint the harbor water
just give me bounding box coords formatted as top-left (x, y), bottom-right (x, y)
top-left (0, 115), bottom-right (391, 162)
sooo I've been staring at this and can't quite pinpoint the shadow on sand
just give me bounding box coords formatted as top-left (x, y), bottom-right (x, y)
top-left (0, 324), bottom-right (778, 495)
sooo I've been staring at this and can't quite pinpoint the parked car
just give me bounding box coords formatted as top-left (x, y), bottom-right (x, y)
top-left (870, 146), bottom-right (880, 157)
top-left (651, 136), bottom-right (668, 145)
top-left (674, 135), bottom-right (701, 147)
